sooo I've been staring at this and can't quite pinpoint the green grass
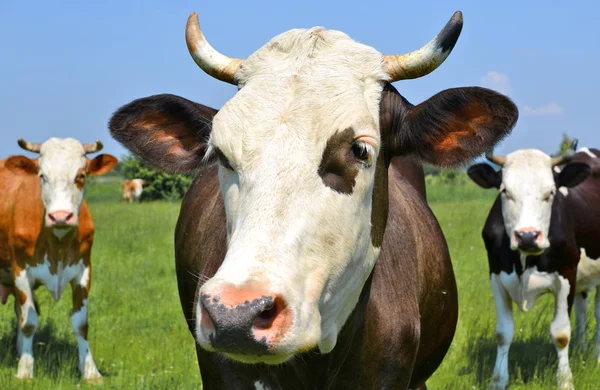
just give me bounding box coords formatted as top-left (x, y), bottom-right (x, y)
top-left (0, 178), bottom-right (598, 388)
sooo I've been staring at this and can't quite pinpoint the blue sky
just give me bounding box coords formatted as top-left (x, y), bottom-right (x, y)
top-left (1, 1), bottom-right (598, 161)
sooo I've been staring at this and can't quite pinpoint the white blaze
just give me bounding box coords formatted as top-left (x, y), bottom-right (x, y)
top-left (196, 27), bottom-right (389, 360)
top-left (37, 138), bottom-right (88, 227)
top-left (500, 149), bottom-right (556, 251)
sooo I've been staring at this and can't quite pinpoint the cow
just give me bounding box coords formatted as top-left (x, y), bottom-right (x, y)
top-left (467, 141), bottom-right (600, 390)
top-left (109, 11), bottom-right (518, 389)
top-left (0, 138), bottom-right (117, 382)
top-left (122, 179), bottom-right (145, 203)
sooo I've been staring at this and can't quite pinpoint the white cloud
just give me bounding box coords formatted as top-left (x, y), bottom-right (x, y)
top-left (480, 71), bottom-right (513, 96)
top-left (523, 101), bottom-right (565, 117)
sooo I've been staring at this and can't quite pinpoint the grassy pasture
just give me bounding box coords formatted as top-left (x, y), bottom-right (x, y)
top-left (0, 176), bottom-right (598, 388)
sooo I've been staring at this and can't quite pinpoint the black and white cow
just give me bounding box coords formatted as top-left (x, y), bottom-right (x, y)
top-left (467, 142), bottom-right (600, 390)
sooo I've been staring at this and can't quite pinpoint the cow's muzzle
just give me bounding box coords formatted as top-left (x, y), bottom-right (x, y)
top-left (198, 284), bottom-right (292, 358)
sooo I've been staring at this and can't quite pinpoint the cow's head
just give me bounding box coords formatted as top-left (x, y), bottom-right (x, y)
top-left (5, 138), bottom-right (117, 232)
top-left (109, 11), bottom-right (517, 364)
top-left (468, 141), bottom-right (591, 255)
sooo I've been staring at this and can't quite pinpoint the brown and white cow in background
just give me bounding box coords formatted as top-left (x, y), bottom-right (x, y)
top-left (122, 179), bottom-right (145, 203)
top-left (110, 11), bottom-right (518, 389)
top-left (0, 138), bottom-right (117, 381)
top-left (468, 141), bottom-right (600, 390)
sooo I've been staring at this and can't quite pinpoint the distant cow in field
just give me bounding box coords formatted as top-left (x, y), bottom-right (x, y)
top-left (122, 179), bottom-right (145, 203)
top-left (467, 142), bottom-right (600, 390)
top-left (0, 138), bottom-right (117, 381)
top-left (109, 11), bottom-right (518, 389)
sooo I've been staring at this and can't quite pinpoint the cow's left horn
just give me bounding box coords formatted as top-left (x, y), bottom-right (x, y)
top-left (550, 139), bottom-right (578, 166)
top-left (383, 11), bottom-right (463, 81)
top-left (83, 140), bottom-right (103, 154)
top-left (485, 150), bottom-right (506, 166)
top-left (17, 138), bottom-right (42, 153)
top-left (186, 12), bottom-right (243, 85)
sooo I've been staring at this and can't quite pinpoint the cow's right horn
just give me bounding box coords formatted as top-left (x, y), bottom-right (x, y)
top-left (383, 11), bottom-right (463, 81)
top-left (485, 150), bottom-right (506, 166)
top-left (185, 12), bottom-right (243, 85)
top-left (17, 138), bottom-right (42, 153)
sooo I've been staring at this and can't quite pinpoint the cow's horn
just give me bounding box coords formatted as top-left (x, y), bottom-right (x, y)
top-left (485, 150), bottom-right (506, 166)
top-left (186, 12), bottom-right (243, 85)
top-left (550, 138), bottom-right (578, 167)
top-left (83, 140), bottom-right (103, 154)
top-left (383, 11), bottom-right (463, 81)
top-left (17, 138), bottom-right (42, 153)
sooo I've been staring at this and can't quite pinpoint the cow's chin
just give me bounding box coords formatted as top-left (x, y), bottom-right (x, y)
top-left (221, 351), bottom-right (296, 365)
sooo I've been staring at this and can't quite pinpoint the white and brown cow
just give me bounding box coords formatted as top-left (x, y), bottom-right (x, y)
top-left (0, 138), bottom-right (117, 381)
top-left (122, 179), bottom-right (145, 203)
top-left (109, 11), bottom-right (518, 389)
top-left (468, 142), bottom-right (600, 390)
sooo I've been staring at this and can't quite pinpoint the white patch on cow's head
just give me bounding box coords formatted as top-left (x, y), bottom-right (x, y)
top-left (37, 138), bottom-right (88, 230)
top-left (196, 28), bottom-right (388, 362)
top-left (499, 149), bottom-right (556, 254)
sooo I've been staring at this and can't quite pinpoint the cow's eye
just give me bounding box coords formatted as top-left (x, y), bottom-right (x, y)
top-left (39, 173), bottom-right (47, 182)
top-left (543, 189), bottom-right (556, 201)
top-left (352, 142), bottom-right (375, 167)
top-left (351, 143), bottom-right (369, 160)
top-left (213, 148), bottom-right (234, 171)
top-left (75, 173), bottom-right (86, 184)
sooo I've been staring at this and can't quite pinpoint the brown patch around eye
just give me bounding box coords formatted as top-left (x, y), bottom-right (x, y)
top-left (318, 128), bottom-right (359, 194)
top-left (212, 147), bottom-right (234, 171)
top-left (75, 168), bottom-right (86, 189)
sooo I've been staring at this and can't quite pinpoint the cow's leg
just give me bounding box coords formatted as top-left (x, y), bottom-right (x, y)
top-left (490, 273), bottom-right (513, 390)
top-left (595, 287), bottom-right (600, 363)
top-left (573, 291), bottom-right (588, 352)
top-left (14, 270), bottom-right (37, 380)
top-left (71, 266), bottom-right (102, 382)
top-left (551, 275), bottom-right (573, 390)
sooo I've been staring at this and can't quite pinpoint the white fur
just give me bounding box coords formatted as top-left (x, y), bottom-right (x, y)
top-left (37, 138), bottom-right (88, 227)
top-left (28, 257), bottom-right (84, 301)
top-left (500, 149), bottom-right (556, 251)
top-left (490, 267), bottom-right (574, 389)
top-left (14, 270), bottom-right (38, 380)
top-left (254, 381), bottom-right (268, 390)
top-left (71, 297), bottom-right (101, 381)
top-left (196, 28), bottom-right (388, 363)
top-left (574, 249), bottom-right (600, 362)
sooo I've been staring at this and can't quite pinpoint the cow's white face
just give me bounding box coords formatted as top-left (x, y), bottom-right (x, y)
top-left (198, 28), bottom-right (387, 362)
top-left (500, 150), bottom-right (556, 254)
top-left (38, 138), bottom-right (89, 231)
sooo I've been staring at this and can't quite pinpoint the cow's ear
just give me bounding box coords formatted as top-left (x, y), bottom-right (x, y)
top-left (381, 85), bottom-right (518, 167)
top-left (467, 163), bottom-right (502, 189)
top-left (5, 155), bottom-right (38, 174)
top-left (556, 162), bottom-right (591, 188)
top-left (88, 154), bottom-right (118, 176)
top-left (109, 94), bottom-right (217, 173)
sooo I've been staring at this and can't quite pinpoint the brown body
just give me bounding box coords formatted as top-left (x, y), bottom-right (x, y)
top-left (0, 138), bottom-right (115, 381)
top-left (175, 157), bottom-right (458, 389)
top-left (122, 179), bottom-right (145, 203)
top-left (0, 159), bottom-right (94, 296)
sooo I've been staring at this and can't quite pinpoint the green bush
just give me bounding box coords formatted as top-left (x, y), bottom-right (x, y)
top-left (119, 154), bottom-right (194, 201)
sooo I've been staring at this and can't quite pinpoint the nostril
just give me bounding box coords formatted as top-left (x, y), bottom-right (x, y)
top-left (253, 296), bottom-right (286, 330)
top-left (48, 214), bottom-right (56, 222)
top-left (65, 213), bottom-right (74, 222)
top-left (532, 231), bottom-right (540, 238)
top-left (254, 302), bottom-right (277, 329)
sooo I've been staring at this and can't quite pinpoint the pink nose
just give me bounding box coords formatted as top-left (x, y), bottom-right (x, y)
top-left (199, 284), bottom-right (291, 354)
top-left (47, 210), bottom-right (75, 226)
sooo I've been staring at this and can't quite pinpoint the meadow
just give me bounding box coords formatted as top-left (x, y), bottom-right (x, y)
top-left (0, 175), bottom-right (598, 389)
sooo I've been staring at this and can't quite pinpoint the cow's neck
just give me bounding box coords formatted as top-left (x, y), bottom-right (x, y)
top-left (38, 225), bottom-right (81, 264)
